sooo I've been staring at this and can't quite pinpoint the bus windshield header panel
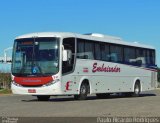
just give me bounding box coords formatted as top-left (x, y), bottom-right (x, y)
top-left (12, 37), bottom-right (59, 77)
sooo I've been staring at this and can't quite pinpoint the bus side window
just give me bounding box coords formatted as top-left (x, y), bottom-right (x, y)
top-left (124, 47), bottom-right (136, 65)
top-left (84, 42), bottom-right (94, 60)
top-left (77, 39), bottom-right (85, 59)
top-left (135, 48), bottom-right (146, 66)
top-left (110, 45), bottom-right (123, 63)
top-left (101, 44), bottom-right (110, 61)
top-left (110, 53), bottom-right (118, 62)
top-left (77, 39), bottom-right (94, 60)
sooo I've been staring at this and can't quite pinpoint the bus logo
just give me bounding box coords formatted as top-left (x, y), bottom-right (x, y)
top-left (92, 62), bottom-right (121, 73)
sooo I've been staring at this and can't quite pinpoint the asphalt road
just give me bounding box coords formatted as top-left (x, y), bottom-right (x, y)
top-left (0, 89), bottom-right (160, 117)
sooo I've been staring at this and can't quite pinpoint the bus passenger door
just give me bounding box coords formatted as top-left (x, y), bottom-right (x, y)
top-left (61, 38), bottom-right (76, 94)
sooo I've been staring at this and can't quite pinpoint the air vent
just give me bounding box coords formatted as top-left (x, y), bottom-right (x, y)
top-left (84, 33), bottom-right (122, 40)
top-left (84, 33), bottom-right (104, 38)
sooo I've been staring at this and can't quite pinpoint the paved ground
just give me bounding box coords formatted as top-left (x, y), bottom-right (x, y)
top-left (0, 89), bottom-right (160, 118)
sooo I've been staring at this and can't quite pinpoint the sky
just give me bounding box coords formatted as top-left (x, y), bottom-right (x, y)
top-left (0, 0), bottom-right (160, 67)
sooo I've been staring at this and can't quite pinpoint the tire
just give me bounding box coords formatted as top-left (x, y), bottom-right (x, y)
top-left (74, 83), bottom-right (88, 100)
top-left (96, 93), bottom-right (110, 99)
top-left (125, 82), bottom-right (141, 97)
top-left (132, 83), bottom-right (141, 97)
top-left (37, 95), bottom-right (50, 101)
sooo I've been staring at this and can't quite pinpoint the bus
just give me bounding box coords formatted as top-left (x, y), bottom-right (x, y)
top-left (11, 32), bottom-right (158, 101)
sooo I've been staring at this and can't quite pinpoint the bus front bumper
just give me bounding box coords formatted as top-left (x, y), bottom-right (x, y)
top-left (11, 82), bottom-right (62, 95)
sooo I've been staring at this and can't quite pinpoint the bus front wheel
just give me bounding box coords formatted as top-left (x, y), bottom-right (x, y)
top-left (74, 83), bottom-right (89, 100)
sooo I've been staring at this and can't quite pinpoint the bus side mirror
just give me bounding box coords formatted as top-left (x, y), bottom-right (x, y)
top-left (63, 50), bottom-right (72, 61)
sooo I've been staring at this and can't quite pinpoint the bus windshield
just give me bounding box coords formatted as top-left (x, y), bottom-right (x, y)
top-left (12, 37), bottom-right (59, 76)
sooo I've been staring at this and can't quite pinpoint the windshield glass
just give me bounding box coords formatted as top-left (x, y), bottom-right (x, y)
top-left (12, 37), bottom-right (59, 76)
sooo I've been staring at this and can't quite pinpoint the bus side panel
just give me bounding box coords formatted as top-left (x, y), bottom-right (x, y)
top-left (72, 59), bottom-right (156, 94)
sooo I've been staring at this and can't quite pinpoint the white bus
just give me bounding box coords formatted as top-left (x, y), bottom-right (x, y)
top-left (11, 32), bottom-right (157, 101)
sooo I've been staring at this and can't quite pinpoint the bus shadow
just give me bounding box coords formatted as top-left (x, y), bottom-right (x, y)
top-left (21, 93), bottom-right (156, 102)
top-left (139, 93), bottom-right (156, 97)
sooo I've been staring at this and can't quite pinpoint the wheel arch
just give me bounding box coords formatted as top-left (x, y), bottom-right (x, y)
top-left (78, 76), bottom-right (91, 94)
top-left (133, 78), bottom-right (142, 92)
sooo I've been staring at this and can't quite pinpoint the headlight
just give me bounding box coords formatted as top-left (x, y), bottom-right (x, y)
top-left (12, 81), bottom-right (22, 87)
top-left (43, 79), bottom-right (60, 87)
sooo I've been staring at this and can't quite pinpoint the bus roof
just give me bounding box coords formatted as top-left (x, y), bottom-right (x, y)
top-left (15, 32), bottom-right (155, 49)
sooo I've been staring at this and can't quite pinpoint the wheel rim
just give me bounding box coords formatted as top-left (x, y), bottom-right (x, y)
top-left (135, 85), bottom-right (140, 94)
top-left (81, 85), bottom-right (87, 94)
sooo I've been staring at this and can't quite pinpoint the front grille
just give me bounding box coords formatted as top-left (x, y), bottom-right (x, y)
top-left (22, 85), bottom-right (43, 87)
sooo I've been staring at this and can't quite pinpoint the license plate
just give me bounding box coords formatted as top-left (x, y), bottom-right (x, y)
top-left (28, 89), bottom-right (36, 93)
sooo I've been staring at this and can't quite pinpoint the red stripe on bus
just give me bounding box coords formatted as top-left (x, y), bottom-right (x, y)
top-left (14, 76), bottom-right (53, 86)
top-left (127, 65), bottom-right (158, 72)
